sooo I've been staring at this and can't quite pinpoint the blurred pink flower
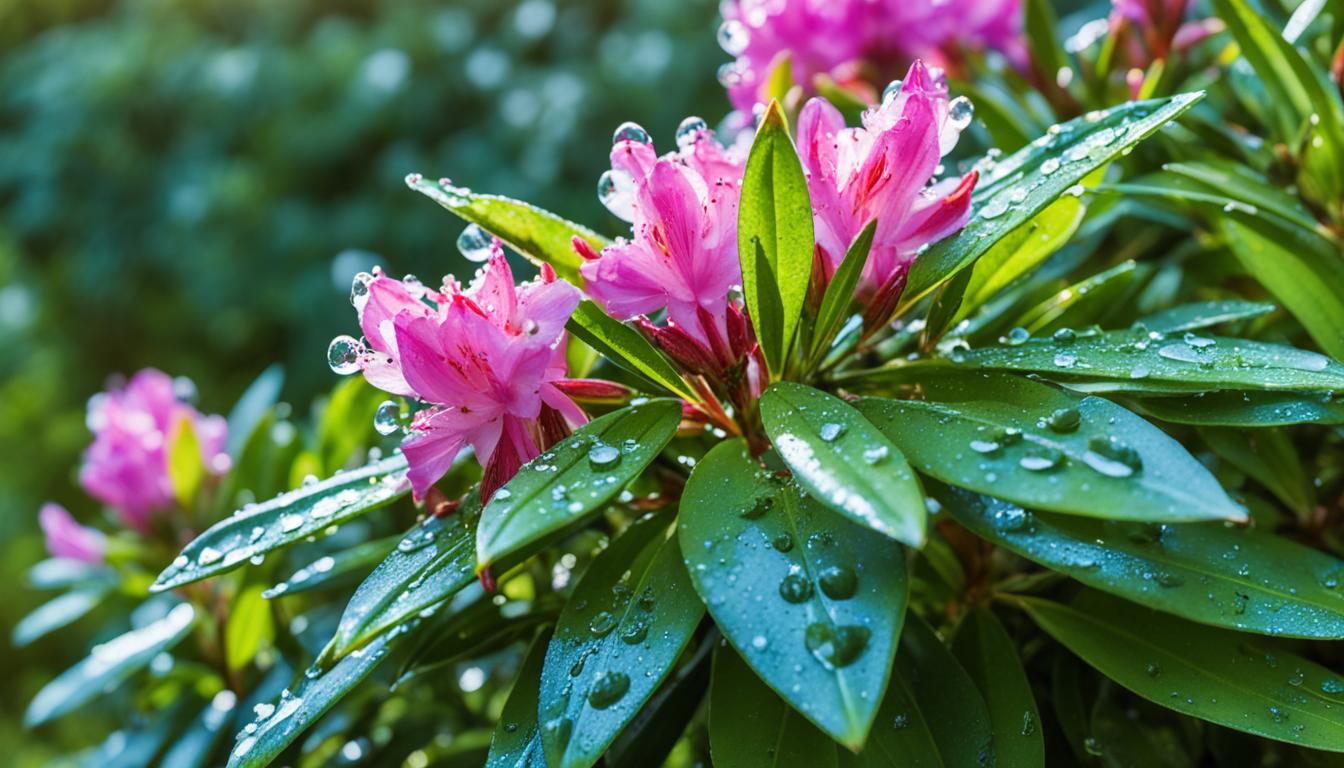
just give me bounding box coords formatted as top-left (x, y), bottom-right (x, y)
top-left (1109, 0), bottom-right (1219, 77)
top-left (579, 122), bottom-right (762, 381)
top-left (39, 503), bottom-right (107, 563)
top-left (80, 369), bottom-right (228, 532)
top-left (353, 246), bottom-right (583, 502)
top-left (719, 0), bottom-right (1023, 112)
top-left (797, 60), bottom-right (977, 316)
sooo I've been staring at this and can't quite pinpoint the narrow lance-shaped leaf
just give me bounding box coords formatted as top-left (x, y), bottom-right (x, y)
top-left (903, 92), bottom-right (1204, 306)
top-left (566, 300), bottom-right (696, 400)
top-left (951, 608), bottom-right (1045, 766)
top-left (476, 399), bottom-right (681, 571)
top-left (12, 586), bottom-right (107, 648)
top-left (760, 382), bottom-right (926, 546)
top-left (486, 629), bottom-right (551, 768)
top-left (856, 371), bottom-right (1246, 523)
top-left (897, 614), bottom-right (996, 766)
top-left (152, 454), bottom-right (411, 591)
top-left (938, 486), bottom-right (1344, 639)
top-left (409, 175), bottom-right (608, 286)
top-left (226, 364), bottom-right (284, 459)
top-left (25, 603), bottom-right (196, 727)
top-left (679, 439), bottom-right (908, 749)
top-left (738, 99), bottom-right (815, 374)
top-left (709, 645), bottom-right (839, 768)
top-left (1018, 590), bottom-right (1344, 752)
top-left (226, 586), bottom-right (274, 672)
top-left (841, 662), bottom-right (943, 768)
top-left (1124, 391), bottom-right (1344, 428)
top-left (539, 518), bottom-right (704, 768)
top-left (1138, 300), bottom-right (1277, 334)
top-left (809, 219), bottom-right (876, 367)
top-left (262, 534), bottom-right (401, 599)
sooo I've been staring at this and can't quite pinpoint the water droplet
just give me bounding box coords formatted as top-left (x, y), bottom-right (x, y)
top-left (1233, 592), bottom-right (1250, 614)
top-left (1083, 436), bottom-right (1142, 478)
top-left (979, 197), bottom-right (1010, 219)
top-left (1019, 447), bottom-right (1064, 472)
top-left (327, 335), bottom-right (364, 375)
top-left (588, 442), bottom-right (621, 469)
top-left (804, 623), bottom-right (870, 669)
top-left (543, 717), bottom-right (573, 747)
top-left (280, 513), bottom-right (304, 533)
top-left (675, 116), bottom-right (709, 150)
top-left (612, 121), bottom-right (651, 146)
top-left (374, 400), bottom-right (402, 436)
top-left (1269, 705), bottom-right (1288, 723)
top-left (947, 96), bottom-right (975, 131)
top-left (350, 271), bottom-right (374, 308)
top-left (588, 611), bottom-right (618, 637)
top-left (817, 565), bottom-right (858, 600)
top-left (1083, 737), bottom-right (1102, 756)
top-left (1041, 157), bottom-right (1061, 175)
top-left (771, 533), bottom-right (794, 552)
top-left (1004, 327), bottom-right (1031, 346)
top-left (587, 671), bottom-right (631, 709)
top-left (1145, 662), bottom-right (1163, 677)
top-left (779, 573), bottom-right (814, 603)
top-left (882, 79), bottom-right (904, 103)
top-left (619, 621), bottom-right (649, 645)
top-left (198, 547), bottom-right (223, 566)
top-left (819, 422), bottom-right (845, 442)
top-left (1021, 711), bottom-right (1036, 736)
top-left (742, 494), bottom-right (774, 519)
top-left (457, 223), bottom-right (493, 263)
top-left (1043, 407), bottom-right (1081, 433)
top-left (892, 714), bottom-right (909, 729)
top-left (970, 438), bottom-right (1001, 454)
top-left (716, 20), bottom-right (750, 55)
top-left (751, 635), bottom-right (768, 650)
top-left (1321, 678), bottom-right (1344, 694)
top-left (1183, 332), bottom-right (1216, 349)
top-left (862, 445), bottom-right (889, 464)
top-left (1052, 328), bottom-right (1077, 344)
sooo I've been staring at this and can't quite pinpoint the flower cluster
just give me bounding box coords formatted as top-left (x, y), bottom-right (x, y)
top-left (718, 0), bottom-right (1023, 112)
top-left (349, 245), bottom-right (585, 502)
top-left (41, 368), bottom-right (228, 562)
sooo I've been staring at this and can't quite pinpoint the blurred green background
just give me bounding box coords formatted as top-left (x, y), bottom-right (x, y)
top-left (0, 0), bottom-right (723, 761)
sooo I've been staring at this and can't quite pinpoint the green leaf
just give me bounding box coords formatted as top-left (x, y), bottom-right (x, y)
top-left (709, 645), bottom-right (839, 768)
top-left (316, 376), bottom-right (384, 474)
top-left (328, 509), bottom-right (479, 659)
top-left (897, 614), bottom-right (996, 766)
top-left (1139, 300), bottom-right (1278, 334)
top-left (1018, 590), bottom-right (1344, 752)
top-left (930, 326), bottom-right (1344, 393)
top-left (12, 586), bottom-right (106, 647)
top-left (486, 629), bottom-right (550, 768)
top-left (809, 220), bottom-right (876, 367)
top-left (739, 99), bottom-right (814, 374)
top-left (1220, 212), bottom-right (1344, 362)
top-left (903, 92), bottom-right (1204, 306)
top-left (25, 603), bottom-right (196, 727)
top-left (855, 371), bottom-right (1246, 523)
top-left (263, 534), bottom-right (400, 599)
top-left (942, 486), bottom-right (1344, 639)
top-left (226, 585), bottom-right (274, 672)
top-left (1124, 391), bottom-right (1344, 427)
top-left (566, 300), bottom-right (695, 400)
top-left (760, 382), bottom-right (926, 546)
top-left (152, 455), bottom-right (410, 591)
top-left (957, 192), bottom-right (1086, 323)
top-left (951, 608), bottom-right (1045, 765)
top-left (228, 623), bottom-right (402, 768)
top-left (168, 414), bottom-right (206, 509)
top-left (476, 399), bottom-right (681, 571)
top-left (410, 176), bottom-right (607, 287)
top-left (1200, 427), bottom-right (1314, 518)
top-left (604, 635), bottom-right (714, 768)
top-left (1163, 161), bottom-right (1321, 233)
top-left (841, 662), bottom-right (944, 768)
top-left (679, 439), bottom-right (907, 748)
top-left (539, 519), bottom-right (704, 768)
top-left (226, 364), bottom-right (284, 459)
top-left (1012, 261), bottom-right (1141, 335)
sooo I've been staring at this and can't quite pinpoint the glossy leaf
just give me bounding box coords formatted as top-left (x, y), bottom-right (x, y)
top-left (1163, 161), bottom-right (1319, 233)
top-left (168, 415), bottom-right (206, 508)
top-left (539, 518), bottom-right (703, 768)
top-left (760, 382), bottom-right (925, 546)
top-left (898, 614), bottom-right (996, 766)
top-left (605, 635), bottom-right (714, 768)
top-left (228, 624), bottom-right (403, 768)
top-left (951, 608), bottom-right (1045, 765)
top-left (12, 586), bottom-right (106, 647)
top-left (1019, 590), bottom-right (1344, 752)
top-left (809, 219), bottom-right (876, 367)
top-left (1200, 427), bottom-right (1314, 518)
top-left (25, 603), bottom-right (196, 727)
top-left (933, 327), bottom-right (1344, 392)
top-left (263, 535), bottom-right (401, 599)
top-left (160, 692), bottom-right (238, 768)
top-left (679, 439), bottom-right (907, 748)
top-left (1220, 212), bottom-right (1344, 362)
top-left (841, 662), bottom-right (943, 768)
top-left (152, 454), bottom-right (410, 591)
top-left (942, 486), bottom-right (1344, 638)
top-left (855, 372), bottom-right (1246, 523)
top-left (709, 645), bottom-right (838, 768)
top-left (226, 363), bottom-right (284, 459)
top-left (226, 585), bottom-right (274, 672)
top-left (328, 508), bottom-right (479, 659)
top-left (410, 176), bottom-right (608, 286)
top-left (566, 300), bottom-right (695, 400)
top-left (738, 99), bottom-right (814, 374)
top-left (903, 92), bottom-right (1203, 306)
top-left (1013, 260), bottom-right (1139, 335)
top-left (476, 399), bottom-right (681, 570)
top-left (1125, 391), bottom-right (1344, 427)
top-left (1139, 300), bottom-right (1277, 334)
top-left (486, 629), bottom-right (550, 768)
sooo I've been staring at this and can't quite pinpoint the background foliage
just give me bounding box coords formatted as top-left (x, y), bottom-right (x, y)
top-left (0, 0), bottom-right (722, 763)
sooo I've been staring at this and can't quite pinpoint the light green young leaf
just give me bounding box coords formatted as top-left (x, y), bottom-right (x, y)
top-left (168, 414), bottom-right (206, 509)
top-left (226, 586), bottom-right (274, 672)
top-left (566, 300), bottom-right (696, 400)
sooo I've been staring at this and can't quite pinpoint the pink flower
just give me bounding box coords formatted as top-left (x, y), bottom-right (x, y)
top-left (1109, 0), bottom-right (1219, 78)
top-left (351, 245), bottom-right (584, 502)
top-left (719, 0), bottom-right (1023, 112)
top-left (578, 122), bottom-right (751, 370)
top-left (797, 60), bottom-right (977, 312)
top-left (39, 503), bottom-right (107, 564)
top-left (80, 369), bottom-right (228, 532)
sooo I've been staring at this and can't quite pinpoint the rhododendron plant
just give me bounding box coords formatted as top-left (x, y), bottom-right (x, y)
top-left (24, 0), bottom-right (1344, 766)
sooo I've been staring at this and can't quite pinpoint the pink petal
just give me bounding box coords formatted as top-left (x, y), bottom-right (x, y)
top-left (39, 503), bottom-right (106, 563)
